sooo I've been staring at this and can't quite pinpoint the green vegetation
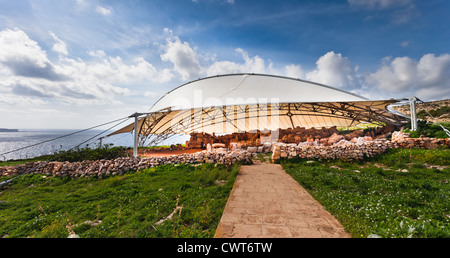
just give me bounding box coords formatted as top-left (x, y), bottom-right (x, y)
top-left (417, 106), bottom-right (450, 120)
top-left (372, 147), bottom-right (449, 167)
top-left (0, 155), bottom-right (52, 167)
top-left (0, 144), bottom-right (129, 167)
top-left (51, 144), bottom-right (129, 162)
top-left (281, 148), bottom-right (450, 238)
top-left (0, 163), bottom-right (240, 238)
top-left (253, 152), bottom-right (272, 163)
top-left (338, 122), bottom-right (386, 132)
top-left (403, 120), bottom-right (449, 139)
top-left (2, 145), bottom-right (449, 238)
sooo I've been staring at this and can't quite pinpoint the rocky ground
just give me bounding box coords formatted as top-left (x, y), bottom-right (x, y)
top-left (393, 99), bottom-right (449, 123)
top-left (1, 131), bottom-right (448, 180)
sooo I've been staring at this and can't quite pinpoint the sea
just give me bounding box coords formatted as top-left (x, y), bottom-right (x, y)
top-left (0, 129), bottom-right (190, 161)
top-left (0, 129), bottom-right (135, 161)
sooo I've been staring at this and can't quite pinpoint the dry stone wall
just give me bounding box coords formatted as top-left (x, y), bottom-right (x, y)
top-left (271, 131), bottom-right (449, 162)
top-left (185, 125), bottom-right (396, 149)
top-left (0, 150), bottom-right (255, 179)
top-left (1, 131), bottom-right (448, 179)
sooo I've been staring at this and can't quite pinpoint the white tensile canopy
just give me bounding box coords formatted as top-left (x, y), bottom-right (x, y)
top-left (109, 73), bottom-right (408, 146)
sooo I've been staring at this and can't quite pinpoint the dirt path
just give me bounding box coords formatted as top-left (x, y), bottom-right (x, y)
top-left (214, 161), bottom-right (351, 238)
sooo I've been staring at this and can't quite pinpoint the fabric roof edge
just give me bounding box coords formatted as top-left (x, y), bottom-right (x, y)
top-left (107, 98), bottom-right (407, 137)
top-left (150, 98), bottom-right (403, 114)
top-left (148, 73), bottom-right (371, 112)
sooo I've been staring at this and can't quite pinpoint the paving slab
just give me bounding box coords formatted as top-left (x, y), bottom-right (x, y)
top-left (214, 162), bottom-right (351, 238)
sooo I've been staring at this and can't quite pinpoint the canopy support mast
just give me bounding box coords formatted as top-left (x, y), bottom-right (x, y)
top-left (409, 97), bottom-right (417, 131)
top-left (129, 112), bottom-right (145, 157)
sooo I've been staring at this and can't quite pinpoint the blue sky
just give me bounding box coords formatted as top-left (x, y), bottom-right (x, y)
top-left (0, 0), bottom-right (449, 129)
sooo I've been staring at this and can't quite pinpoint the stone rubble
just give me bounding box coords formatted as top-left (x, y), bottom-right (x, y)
top-left (185, 124), bottom-right (397, 149)
top-left (271, 132), bottom-right (449, 162)
top-left (0, 149), bottom-right (255, 178)
top-left (0, 131), bottom-right (448, 179)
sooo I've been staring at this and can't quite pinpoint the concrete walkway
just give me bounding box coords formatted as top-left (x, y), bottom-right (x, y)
top-left (214, 162), bottom-right (351, 238)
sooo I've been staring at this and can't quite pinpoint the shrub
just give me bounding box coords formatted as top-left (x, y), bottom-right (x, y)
top-left (52, 144), bottom-right (129, 162)
top-left (403, 120), bottom-right (449, 138)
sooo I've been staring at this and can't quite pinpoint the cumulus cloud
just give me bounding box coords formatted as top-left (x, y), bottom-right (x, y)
top-left (158, 35), bottom-right (363, 92)
top-left (49, 31), bottom-right (68, 56)
top-left (144, 91), bottom-right (157, 97)
top-left (366, 53), bottom-right (450, 99)
top-left (88, 49), bottom-right (106, 58)
top-left (305, 51), bottom-right (360, 89)
top-left (284, 64), bottom-right (304, 79)
top-left (206, 48), bottom-right (277, 76)
top-left (55, 54), bottom-right (173, 102)
top-left (0, 28), bottom-right (67, 81)
top-left (3, 26), bottom-right (447, 110)
top-left (0, 28), bottom-right (172, 105)
top-left (160, 33), bottom-right (203, 81)
top-left (159, 28), bottom-right (280, 80)
top-left (235, 48), bottom-right (273, 73)
top-left (159, 29), bottom-right (361, 86)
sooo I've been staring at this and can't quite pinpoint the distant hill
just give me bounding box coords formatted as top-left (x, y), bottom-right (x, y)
top-left (0, 128), bottom-right (18, 132)
top-left (392, 99), bottom-right (450, 123)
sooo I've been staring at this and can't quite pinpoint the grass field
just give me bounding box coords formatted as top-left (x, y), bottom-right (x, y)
top-left (281, 148), bottom-right (450, 238)
top-left (0, 163), bottom-right (240, 238)
top-left (1, 148), bottom-right (449, 238)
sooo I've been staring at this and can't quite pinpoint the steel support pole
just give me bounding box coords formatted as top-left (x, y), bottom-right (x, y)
top-left (409, 97), bottom-right (417, 131)
top-left (129, 112), bottom-right (144, 158)
top-left (133, 115), bottom-right (139, 157)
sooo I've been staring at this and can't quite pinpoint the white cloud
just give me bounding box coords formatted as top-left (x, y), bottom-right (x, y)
top-left (96, 5), bottom-right (112, 16)
top-left (206, 48), bottom-right (278, 76)
top-left (88, 50), bottom-right (106, 58)
top-left (160, 33), bottom-right (202, 81)
top-left (0, 28), bottom-right (172, 106)
top-left (367, 56), bottom-right (415, 92)
top-left (0, 28), bottom-right (66, 81)
top-left (284, 64), bottom-right (304, 79)
top-left (4, 26), bottom-right (447, 118)
top-left (158, 30), bottom-right (281, 80)
top-left (159, 30), bottom-right (360, 87)
top-left (144, 91), bottom-right (157, 97)
top-left (400, 41), bottom-right (410, 47)
top-left (206, 60), bottom-right (242, 75)
top-left (49, 31), bottom-right (68, 56)
top-left (305, 51), bottom-right (360, 89)
top-left (236, 48), bottom-right (269, 73)
top-left (0, 28), bottom-right (48, 69)
top-left (158, 34), bottom-right (365, 92)
top-left (366, 53), bottom-right (450, 100)
top-left (83, 55), bottom-right (171, 84)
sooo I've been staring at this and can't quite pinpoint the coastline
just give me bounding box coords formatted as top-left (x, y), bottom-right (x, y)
top-left (0, 128), bottom-right (18, 132)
